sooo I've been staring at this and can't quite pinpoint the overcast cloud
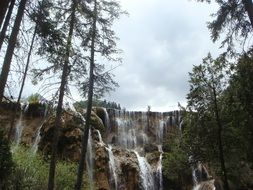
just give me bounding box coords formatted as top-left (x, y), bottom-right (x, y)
top-left (19, 0), bottom-right (221, 111)
top-left (104, 0), bottom-right (222, 111)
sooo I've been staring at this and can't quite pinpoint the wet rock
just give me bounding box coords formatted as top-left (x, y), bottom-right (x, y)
top-left (144, 143), bottom-right (158, 153)
top-left (94, 144), bottom-right (110, 190)
top-left (38, 111), bottom-right (83, 161)
top-left (24, 103), bottom-right (47, 118)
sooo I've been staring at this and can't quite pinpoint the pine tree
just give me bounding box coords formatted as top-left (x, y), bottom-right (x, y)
top-left (187, 53), bottom-right (230, 190)
top-left (0, 0), bottom-right (28, 104)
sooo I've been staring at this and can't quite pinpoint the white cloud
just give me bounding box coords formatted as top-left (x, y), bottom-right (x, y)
top-left (105, 0), bottom-right (222, 111)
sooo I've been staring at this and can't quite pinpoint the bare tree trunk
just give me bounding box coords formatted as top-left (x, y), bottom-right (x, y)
top-left (0, 0), bottom-right (10, 28)
top-left (47, 1), bottom-right (76, 189)
top-left (242, 0), bottom-right (253, 29)
top-left (75, 1), bottom-right (97, 189)
top-left (213, 88), bottom-right (229, 190)
top-left (0, 0), bottom-right (15, 51)
top-left (8, 25), bottom-right (37, 140)
top-left (0, 0), bottom-right (28, 104)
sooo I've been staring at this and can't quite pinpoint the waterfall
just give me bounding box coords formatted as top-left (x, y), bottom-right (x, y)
top-left (102, 107), bottom-right (110, 130)
top-left (156, 145), bottom-right (163, 190)
top-left (95, 129), bottom-right (105, 146)
top-left (86, 129), bottom-right (94, 189)
top-left (14, 103), bottom-right (29, 145)
top-left (31, 122), bottom-right (43, 153)
top-left (134, 151), bottom-right (155, 190)
top-left (32, 109), bottom-right (48, 153)
top-left (116, 116), bottom-right (137, 149)
top-left (155, 116), bottom-right (164, 189)
top-left (14, 112), bottom-right (24, 145)
top-left (107, 145), bottom-right (118, 190)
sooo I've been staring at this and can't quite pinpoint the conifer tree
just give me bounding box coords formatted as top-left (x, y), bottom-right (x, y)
top-left (0, 0), bottom-right (28, 104)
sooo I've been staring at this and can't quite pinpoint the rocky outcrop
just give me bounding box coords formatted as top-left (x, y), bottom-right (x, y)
top-left (38, 111), bottom-right (83, 161)
top-left (113, 148), bottom-right (140, 190)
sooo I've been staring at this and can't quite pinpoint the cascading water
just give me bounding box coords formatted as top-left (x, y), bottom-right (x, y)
top-left (107, 145), bottom-right (118, 190)
top-left (86, 129), bottom-right (94, 189)
top-left (112, 110), bottom-right (156, 189)
top-left (134, 151), bottom-right (155, 190)
top-left (95, 129), bottom-right (105, 146)
top-left (102, 107), bottom-right (110, 130)
top-left (31, 122), bottom-right (43, 153)
top-left (96, 109), bottom-right (181, 190)
top-left (14, 103), bottom-right (30, 145)
top-left (32, 109), bottom-right (48, 153)
top-left (156, 145), bottom-right (163, 190)
top-left (14, 113), bottom-right (24, 145)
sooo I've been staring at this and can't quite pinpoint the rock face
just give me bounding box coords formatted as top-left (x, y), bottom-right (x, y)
top-left (2, 103), bottom-right (253, 190)
top-left (38, 111), bottom-right (83, 161)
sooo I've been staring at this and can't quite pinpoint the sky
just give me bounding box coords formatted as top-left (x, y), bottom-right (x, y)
top-left (16, 0), bottom-right (222, 112)
top-left (103, 0), bottom-right (222, 111)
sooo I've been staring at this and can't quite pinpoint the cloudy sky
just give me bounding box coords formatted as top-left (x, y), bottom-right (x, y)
top-left (103, 0), bottom-right (222, 111)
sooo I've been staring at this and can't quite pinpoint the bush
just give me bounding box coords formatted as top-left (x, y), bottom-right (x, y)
top-left (8, 146), bottom-right (88, 190)
top-left (0, 129), bottom-right (14, 189)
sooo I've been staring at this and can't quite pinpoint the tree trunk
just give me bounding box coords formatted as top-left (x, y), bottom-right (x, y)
top-left (0, 0), bottom-right (10, 28)
top-left (75, 1), bottom-right (97, 189)
top-left (0, 0), bottom-right (15, 51)
top-left (8, 25), bottom-right (37, 140)
top-left (0, 0), bottom-right (28, 104)
top-left (47, 1), bottom-right (76, 189)
top-left (242, 0), bottom-right (253, 29)
top-left (213, 88), bottom-right (229, 190)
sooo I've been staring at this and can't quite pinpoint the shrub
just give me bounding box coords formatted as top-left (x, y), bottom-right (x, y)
top-left (0, 129), bottom-right (14, 189)
top-left (8, 146), bottom-right (88, 190)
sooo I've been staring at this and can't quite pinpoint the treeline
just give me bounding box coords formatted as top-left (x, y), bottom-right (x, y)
top-left (163, 1), bottom-right (253, 190)
top-left (0, 0), bottom-right (124, 190)
top-left (74, 99), bottom-right (121, 110)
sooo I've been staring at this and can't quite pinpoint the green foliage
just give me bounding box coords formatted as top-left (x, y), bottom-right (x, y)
top-left (0, 129), bottom-right (14, 188)
top-left (27, 93), bottom-right (41, 103)
top-left (181, 50), bottom-right (253, 184)
top-left (6, 146), bottom-right (88, 190)
top-left (197, 0), bottom-right (252, 54)
top-left (74, 99), bottom-right (121, 111)
top-left (163, 143), bottom-right (189, 181)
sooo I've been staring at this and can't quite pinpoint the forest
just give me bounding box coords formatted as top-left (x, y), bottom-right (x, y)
top-left (0, 0), bottom-right (253, 190)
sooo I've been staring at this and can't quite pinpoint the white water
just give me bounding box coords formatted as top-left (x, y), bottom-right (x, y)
top-left (134, 151), bottom-right (155, 190)
top-left (107, 145), bottom-right (118, 190)
top-left (14, 113), bottom-right (24, 145)
top-left (86, 129), bottom-right (94, 190)
top-left (116, 117), bottom-right (137, 149)
top-left (102, 107), bottom-right (110, 130)
top-left (95, 129), bottom-right (105, 146)
top-left (156, 145), bottom-right (163, 190)
top-left (31, 122), bottom-right (43, 153)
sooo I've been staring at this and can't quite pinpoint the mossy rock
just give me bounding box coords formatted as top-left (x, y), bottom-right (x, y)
top-left (90, 111), bottom-right (105, 132)
top-left (24, 103), bottom-right (47, 118)
top-left (92, 107), bottom-right (108, 129)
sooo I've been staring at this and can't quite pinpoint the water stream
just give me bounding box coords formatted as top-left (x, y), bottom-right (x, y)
top-left (86, 129), bottom-right (94, 190)
top-left (107, 145), bottom-right (118, 190)
top-left (14, 112), bottom-right (24, 145)
top-left (134, 151), bottom-right (155, 190)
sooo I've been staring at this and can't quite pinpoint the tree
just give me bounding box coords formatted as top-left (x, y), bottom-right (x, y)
top-left (75, 1), bottom-right (97, 189)
top-left (0, 0), bottom-right (15, 51)
top-left (186, 53), bottom-right (230, 190)
top-left (197, 0), bottom-right (253, 54)
top-left (0, 0), bottom-right (10, 28)
top-left (0, 0), bottom-right (28, 104)
top-left (226, 50), bottom-right (253, 161)
top-left (75, 0), bottom-right (124, 189)
top-left (8, 22), bottom-right (38, 140)
top-left (47, 0), bottom-right (77, 189)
